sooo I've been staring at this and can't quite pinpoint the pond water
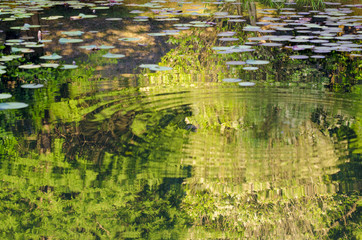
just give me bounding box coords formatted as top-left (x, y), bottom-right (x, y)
top-left (0, 0), bottom-right (361, 239)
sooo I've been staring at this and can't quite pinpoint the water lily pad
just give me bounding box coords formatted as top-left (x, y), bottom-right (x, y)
top-left (148, 33), bottom-right (167, 36)
top-left (310, 55), bottom-right (325, 59)
top-left (0, 57), bottom-right (14, 62)
top-left (40, 53), bottom-right (62, 60)
top-left (149, 66), bottom-right (173, 71)
top-left (246, 60), bottom-right (270, 65)
top-left (0, 102), bottom-right (28, 110)
top-left (238, 82), bottom-right (256, 86)
top-left (19, 64), bottom-right (41, 69)
top-left (41, 63), bottom-right (59, 68)
top-left (71, 13), bottom-right (97, 20)
top-left (60, 65), bottom-right (78, 70)
top-left (79, 44), bottom-right (98, 50)
top-left (106, 18), bottom-right (123, 21)
top-left (59, 38), bottom-right (83, 44)
top-left (222, 78), bottom-right (242, 83)
top-left (25, 43), bottom-right (45, 48)
top-left (41, 16), bottom-right (64, 20)
top-left (0, 93), bottom-right (12, 99)
top-left (39, 40), bottom-right (52, 43)
top-left (98, 45), bottom-right (115, 49)
top-left (61, 31), bottom-right (84, 36)
top-left (91, 6), bottom-right (109, 10)
top-left (243, 67), bottom-right (259, 71)
top-left (226, 61), bottom-right (246, 65)
top-left (261, 42), bottom-right (283, 47)
top-left (139, 64), bottom-right (158, 68)
top-left (21, 83), bottom-right (44, 89)
top-left (6, 39), bottom-right (24, 43)
top-left (102, 53), bottom-right (125, 59)
top-left (289, 55), bottom-right (309, 59)
top-left (118, 37), bottom-right (142, 41)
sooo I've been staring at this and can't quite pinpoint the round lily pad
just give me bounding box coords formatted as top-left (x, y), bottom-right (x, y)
top-left (118, 37), bottom-right (142, 41)
top-left (18, 64), bottom-right (41, 69)
top-left (79, 45), bottom-right (98, 50)
top-left (41, 63), bottom-right (59, 68)
top-left (41, 16), bottom-right (64, 20)
top-left (238, 82), bottom-right (256, 87)
top-left (0, 93), bottom-right (12, 99)
top-left (243, 67), bottom-right (259, 71)
top-left (60, 65), bottom-right (78, 70)
top-left (106, 18), bottom-right (123, 21)
top-left (290, 55), bottom-right (309, 59)
top-left (139, 64), bottom-right (158, 68)
top-left (102, 53), bottom-right (125, 59)
top-left (0, 102), bottom-right (29, 110)
top-left (59, 38), bottom-right (83, 44)
top-left (21, 83), bottom-right (44, 89)
top-left (226, 61), bottom-right (246, 65)
top-left (246, 60), bottom-right (270, 65)
top-left (148, 33), bottom-right (167, 36)
top-left (149, 66), bottom-right (173, 71)
top-left (61, 31), bottom-right (84, 36)
top-left (98, 45), bottom-right (115, 49)
top-left (222, 78), bottom-right (242, 83)
top-left (40, 53), bottom-right (62, 60)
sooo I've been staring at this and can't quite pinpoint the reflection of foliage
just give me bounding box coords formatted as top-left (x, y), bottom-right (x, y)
top-left (183, 186), bottom-right (361, 239)
top-left (0, 104), bottom-right (193, 238)
top-left (311, 107), bottom-right (362, 190)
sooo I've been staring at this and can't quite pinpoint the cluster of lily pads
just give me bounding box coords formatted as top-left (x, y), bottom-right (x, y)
top-left (0, 0), bottom-right (361, 109)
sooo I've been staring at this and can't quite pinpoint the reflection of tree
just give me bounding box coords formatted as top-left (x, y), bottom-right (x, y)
top-left (0, 87), bottom-right (194, 238)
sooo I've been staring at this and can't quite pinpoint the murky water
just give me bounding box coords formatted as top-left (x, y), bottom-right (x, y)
top-left (0, 0), bottom-right (361, 239)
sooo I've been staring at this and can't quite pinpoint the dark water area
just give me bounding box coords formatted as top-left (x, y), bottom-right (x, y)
top-left (0, 0), bottom-right (361, 239)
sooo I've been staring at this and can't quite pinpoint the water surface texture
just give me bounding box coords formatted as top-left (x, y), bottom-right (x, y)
top-left (0, 0), bottom-right (361, 239)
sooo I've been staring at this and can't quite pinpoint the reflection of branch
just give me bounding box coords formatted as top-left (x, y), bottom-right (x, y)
top-left (97, 221), bottom-right (110, 236)
top-left (329, 197), bottom-right (361, 229)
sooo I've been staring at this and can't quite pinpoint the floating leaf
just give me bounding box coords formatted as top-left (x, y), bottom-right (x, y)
top-left (60, 65), bottom-right (78, 69)
top-left (246, 60), bottom-right (270, 65)
top-left (243, 67), bottom-right (259, 71)
top-left (222, 78), bottom-right (242, 83)
top-left (59, 38), bottom-right (83, 44)
top-left (238, 82), bottom-right (255, 86)
top-left (139, 64), bottom-right (158, 68)
top-left (226, 61), bottom-right (246, 65)
top-left (118, 37), bottom-right (142, 42)
top-left (148, 33), bottom-right (167, 36)
top-left (0, 93), bottom-right (12, 99)
top-left (40, 53), bottom-right (62, 60)
top-left (61, 31), bottom-right (84, 36)
top-left (98, 45), bottom-right (115, 49)
top-left (290, 55), bottom-right (309, 59)
top-left (106, 18), bottom-right (123, 21)
top-left (25, 43), bottom-right (45, 48)
top-left (21, 83), bottom-right (44, 89)
top-left (102, 53), bottom-right (125, 59)
top-left (41, 63), bottom-right (59, 68)
top-left (41, 16), bottom-right (64, 20)
top-left (19, 64), bottom-right (41, 69)
top-left (0, 102), bottom-right (29, 110)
